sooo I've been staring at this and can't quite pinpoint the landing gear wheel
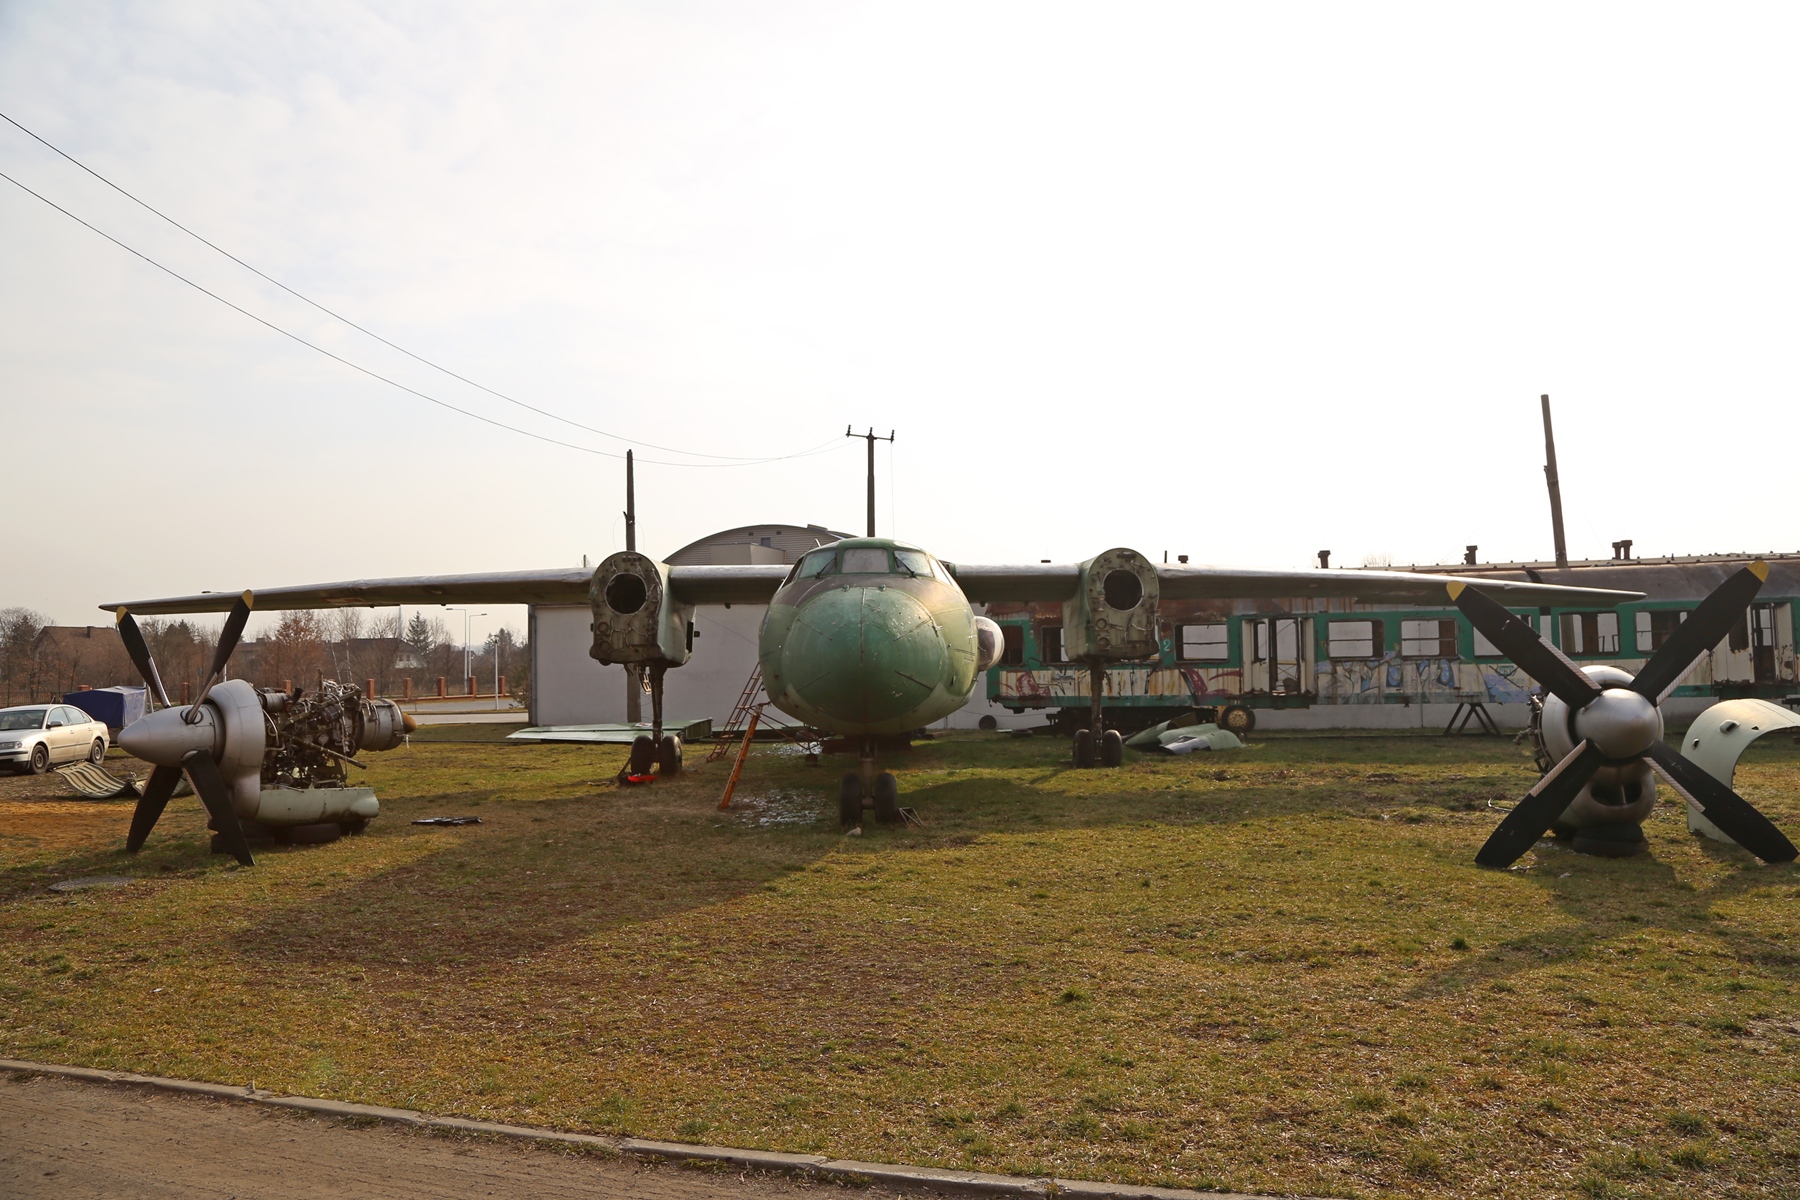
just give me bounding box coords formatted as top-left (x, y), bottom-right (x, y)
top-left (1100, 729), bottom-right (1124, 767)
top-left (873, 772), bottom-right (901, 824)
top-left (88, 739), bottom-right (107, 764)
top-left (1219, 704), bottom-right (1255, 735)
top-left (1572, 823), bottom-right (1646, 858)
top-left (657, 734), bottom-right (683, 775)
top-left (340, 817), bottom-right (368, 835)
top-left (838, 773), bottom-right (865, 826)
top-left (1072, 728), bottom-right (1096, 768)
top-left (627, 735), bottom-right (656, 776)
top-left (27, 742), bottom-right (50, 775)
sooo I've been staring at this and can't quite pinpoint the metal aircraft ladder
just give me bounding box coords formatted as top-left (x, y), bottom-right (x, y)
top-left (707, 664), bottom-right (770, 762)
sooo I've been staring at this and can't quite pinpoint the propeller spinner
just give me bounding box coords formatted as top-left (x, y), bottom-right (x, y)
top-left (112, 593), bottom-right (263, 866)
top-left (1449, 564), bottom-right (1798, 869)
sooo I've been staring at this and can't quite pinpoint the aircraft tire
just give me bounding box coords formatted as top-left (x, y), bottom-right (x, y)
top-left (1072, 728), bottom-right (1096, 768)
top-left (873, 772), bottom-right (901, 824)
top-left (1219, 704), bottom-right (1255, 735)
top-left (627, 735), bottom-right (656, 776)
top-left (838, 773), bottom-right (864, 826)
top-left (1100, 729), bottom-right (1124, 767)
top-left (657, 734), bottom-right (683, 775)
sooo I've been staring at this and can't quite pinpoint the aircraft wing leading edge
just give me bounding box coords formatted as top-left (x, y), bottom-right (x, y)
top-left (102, 562), bottom-right (1639, 617)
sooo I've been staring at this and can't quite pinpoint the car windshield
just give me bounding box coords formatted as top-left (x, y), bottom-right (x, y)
top-left (840, 548), bottom-right (890, 574)
top-left (0, 709), bottom-right (48, 731)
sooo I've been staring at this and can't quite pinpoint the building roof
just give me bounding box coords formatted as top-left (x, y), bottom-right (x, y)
top-left (665, 523), bottom-right (854, 567)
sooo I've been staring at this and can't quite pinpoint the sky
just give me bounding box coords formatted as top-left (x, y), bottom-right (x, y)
top-left (3, 2), bottom-right (1796, 646)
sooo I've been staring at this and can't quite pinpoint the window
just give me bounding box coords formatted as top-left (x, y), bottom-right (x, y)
top-left (1041, 625), bottom-right (1065, 663)
top-left (796, 549), bottom-right (836, 579)
top-left (1177, 623), bottom-right (1229, 661)
top-left (840, 548), bottom-right (890, 574)
top-left (1001, 624), bottom-right (1025, 665)
top-left (1635, 609), bottom-right (1687, 653)
top-left (1400, 618), bottom-right (1458, 658)
top-left (1327, 619), bottom-right (1383, 658)
top-left (1560, 611), bottom-right (1620, 655)
top-left (894, 549), bottom-right (934, 579)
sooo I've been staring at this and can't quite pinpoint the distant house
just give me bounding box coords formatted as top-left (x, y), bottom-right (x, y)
top-left (32, 625), bottom-right (134, 693)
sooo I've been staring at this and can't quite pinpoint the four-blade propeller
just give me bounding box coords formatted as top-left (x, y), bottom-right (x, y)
top-left (112, 594), bottom-right (259, 866)
top-left (1448, 563), bottom-right (1797, 868)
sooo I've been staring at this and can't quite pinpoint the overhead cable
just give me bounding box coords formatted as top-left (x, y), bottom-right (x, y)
top-left (0, 110), bottom-right (833, 465)
top-left (0, 167), bottom-right (845, 469)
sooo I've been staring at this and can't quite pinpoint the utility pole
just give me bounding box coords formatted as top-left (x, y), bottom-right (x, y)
top-left (1540, 394), bottom-right (1569, 569)
top-left (845, 426), bottom-right (895, 537)
top-left (624, 449), bottom-right (636, 553)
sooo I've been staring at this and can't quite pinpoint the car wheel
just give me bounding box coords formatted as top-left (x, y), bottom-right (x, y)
top-left (88, 739), bottom-right (107, 764)
top-left (28, 743), bottom-right (51, 775)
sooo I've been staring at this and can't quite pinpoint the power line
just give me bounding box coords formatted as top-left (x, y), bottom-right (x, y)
top-left (0, 166), bottom-right (847, 469)
top-left (0, 109), bottom-right (825, 464)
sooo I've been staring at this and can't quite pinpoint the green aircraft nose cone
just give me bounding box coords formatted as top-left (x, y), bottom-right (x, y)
top-left (782, 585), bottom-right (949, 729)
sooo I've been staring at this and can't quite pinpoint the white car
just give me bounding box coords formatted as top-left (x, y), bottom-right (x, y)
top-left (0, 704), bottom-right (111, 775)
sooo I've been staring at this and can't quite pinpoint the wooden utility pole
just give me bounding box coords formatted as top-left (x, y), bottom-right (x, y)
top-left (1540, 395), bottom-right (1569, 568)
top-left (845, 427), bottom-right (895, 537)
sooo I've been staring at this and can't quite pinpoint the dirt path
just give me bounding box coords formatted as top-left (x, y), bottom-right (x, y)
top-left (0, 1073), bottom-right (902, 1200)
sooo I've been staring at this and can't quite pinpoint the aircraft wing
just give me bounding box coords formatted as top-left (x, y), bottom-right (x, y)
top-left (100, 564), bottom-right (794, 615)
top-left (947, 563), bottom-right (1643, 607)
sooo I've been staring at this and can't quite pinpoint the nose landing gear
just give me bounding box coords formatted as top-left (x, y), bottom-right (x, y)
top-left (620, 662), bottom-right (684, 784)
top-left (839, 738), bottom-right (901, 826)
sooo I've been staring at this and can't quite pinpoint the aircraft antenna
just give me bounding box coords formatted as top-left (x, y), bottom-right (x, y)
top-left (846, 426), bottom-right (895, 536)
top-left (1540, 394), bottom-right (1569, 568)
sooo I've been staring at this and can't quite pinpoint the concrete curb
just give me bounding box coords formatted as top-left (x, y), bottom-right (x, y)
top-left (1, 1057), bottom-right (1291, 1199)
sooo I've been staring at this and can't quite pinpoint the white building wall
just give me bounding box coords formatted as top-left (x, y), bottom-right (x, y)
top-left (531, 602), bottom-right (767, 727)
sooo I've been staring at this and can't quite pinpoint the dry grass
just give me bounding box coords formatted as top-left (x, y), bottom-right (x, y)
top-left (2, 729), bottom-right (1798, 1198)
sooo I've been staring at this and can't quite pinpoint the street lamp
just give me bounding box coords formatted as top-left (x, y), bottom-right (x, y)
top-left (443, 608), bottom-right (488, 700)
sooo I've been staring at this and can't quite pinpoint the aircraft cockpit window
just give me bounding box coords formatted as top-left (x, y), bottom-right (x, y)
top-left (840, 547), bottom-right (891, 574)
top-left (893, 549), bottom-right (934, 579)
top-left (796, 549), bottom-right (837, 579)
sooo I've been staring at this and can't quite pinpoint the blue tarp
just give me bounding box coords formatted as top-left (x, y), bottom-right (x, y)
top-left (63, 686), bottom-right (147, 731)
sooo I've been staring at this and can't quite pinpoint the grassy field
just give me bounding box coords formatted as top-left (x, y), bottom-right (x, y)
top-left (2, 727), bottom-right (1797, 1198)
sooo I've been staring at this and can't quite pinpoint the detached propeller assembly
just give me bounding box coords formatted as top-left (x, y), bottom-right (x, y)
top-left (1449, 563), bottom-right (1798, 869)
top-left (114, 592), bottom-right (264, 866)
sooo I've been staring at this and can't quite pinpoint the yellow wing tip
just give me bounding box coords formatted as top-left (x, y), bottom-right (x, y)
top-left (1750, 560), bottom-right (1769, 581)
top-left (242, 589), bottom-right (255, 608)
top-left (1446, 581), bottom-right (1466, 601)
top-left (114, 606), bottom-right (128, 624)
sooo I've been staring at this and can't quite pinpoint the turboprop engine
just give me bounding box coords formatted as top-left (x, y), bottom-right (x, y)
top-left (111, 592), bottom-right (415, 866)
top-left (1062, 548), bottom-right (1163, 769)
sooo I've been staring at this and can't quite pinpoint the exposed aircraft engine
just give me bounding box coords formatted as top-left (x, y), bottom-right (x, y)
top-left (259, 682), bottom-right (413, 785)
top-left (1450, 563), bottom-right (1797, 868)
top-left (589, 550), bottom-right (694, 667)
top-left (111, 592), bottom-right (414, 866)
top-left (1064, 547), bottom-right (1161, 662)
top-left (973, 616), bottom-right (1006, 672)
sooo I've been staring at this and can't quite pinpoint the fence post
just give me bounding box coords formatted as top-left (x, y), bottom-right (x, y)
top-left (366, 678), bottom-right (376, 699)
top-left (436, 677), bottom-right (446, 698)
top-left (403, 678), bottom-right (413, 700)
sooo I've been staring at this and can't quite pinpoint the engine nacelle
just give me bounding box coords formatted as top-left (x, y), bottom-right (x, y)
top-left (358, 698), bottom-right (414, 752)
top-left (1062, 547), bottom-right (1161, 662)
top-left (973, 615), bottom-right (1006, 672)
top-left (589, 551), bottom-right (694, 668)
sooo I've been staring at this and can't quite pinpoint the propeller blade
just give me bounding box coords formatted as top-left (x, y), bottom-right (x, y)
top-left (1447, 582), bottom-right (1601, 709)
top-left (124, 765), bottom-right (184, 853)
top-left (1475, 739), bottom-right (1605, 868)
top-left (114, 608), bottom-right (172, 709)
top-left (182, 751), bottom-right (254, 867)
top-left (1646, 739), bottom-right (1797, 864)
top-left (1631, 562), bottom-right (1768, 704)
top-left (185, 591), bottom-right (254, 723)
